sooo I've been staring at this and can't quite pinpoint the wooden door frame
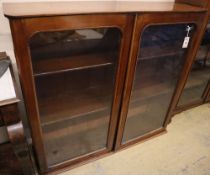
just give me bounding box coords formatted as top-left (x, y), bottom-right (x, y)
top-left (115, 12), bottom-right (208, 150)
top-left (9, 14), bottom-right (134, 174)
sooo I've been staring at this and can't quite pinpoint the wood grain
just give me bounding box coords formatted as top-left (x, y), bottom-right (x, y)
top-left (33, 53), bottom-right (114, 76)
top-left (175, 0), bottom-right (209, 7)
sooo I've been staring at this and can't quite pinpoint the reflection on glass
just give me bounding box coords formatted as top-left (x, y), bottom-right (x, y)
top-left (178, 22), bottom-right (210, 106)
top-left (123, 24), bottom-right (195, 143)
top-left (29, 28), bottom-right (121, 166)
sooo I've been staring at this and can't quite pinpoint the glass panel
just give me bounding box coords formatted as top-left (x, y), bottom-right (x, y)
top-left (178, 21), bottom-right (210, 106)
top-left (29, 28), bottom-right (121, 166)
top-left (123, 24), bottom-right (195, 143)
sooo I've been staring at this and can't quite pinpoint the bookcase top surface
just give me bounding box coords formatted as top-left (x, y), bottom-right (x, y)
top-left (3, 1), bottom-right (207, 18)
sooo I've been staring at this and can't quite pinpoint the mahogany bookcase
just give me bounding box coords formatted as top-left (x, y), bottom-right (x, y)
top-left (3, 1), bottom-right (208, 174)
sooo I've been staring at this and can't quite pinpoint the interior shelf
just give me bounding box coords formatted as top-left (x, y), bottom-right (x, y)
top-left (42, 109), bottom-right (110, 138)
top-left (131, 68), bottom-right (209, 105)
top-left (34, 64), bottom-right (115, 126)
top-left (38, 85), bottom-right (112, 126)
top-left (139, 44), bottom-right (184, 60)
top-left (132, 80), bottom-right (173, 102)
top-left (33, 52), bottom-right (114, 76)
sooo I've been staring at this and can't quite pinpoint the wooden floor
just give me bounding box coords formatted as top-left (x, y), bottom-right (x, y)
top-left (60, 103), bottom-right (210, 175)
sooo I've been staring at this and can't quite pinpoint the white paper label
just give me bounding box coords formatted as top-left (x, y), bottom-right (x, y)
top-left (0, 69), bottom-right (16, 101)
top-left (182, 37), bottom-right (190, 48)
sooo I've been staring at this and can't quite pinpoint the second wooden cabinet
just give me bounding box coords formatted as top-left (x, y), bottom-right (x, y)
top-left (175, 21), bottom-right (210, 112)
top-left (4, 1), bottom-right (208, 174)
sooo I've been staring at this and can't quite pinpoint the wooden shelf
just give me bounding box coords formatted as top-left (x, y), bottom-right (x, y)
top-left (139, 44), bottom-right (185, 61)
top-left (39, 85), bottom-right (112, 126)
top-left (131, 78), bottom-right (174, 103)
top-left (33, 52), bottom-right (114, 76)
top-left (43, 109), bottom-right (109, 136)
top-left (131, 67), bottom-right (209, 105)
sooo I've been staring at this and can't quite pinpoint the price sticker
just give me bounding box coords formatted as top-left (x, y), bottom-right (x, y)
top-left (182, 36), bottom-right (190, 48)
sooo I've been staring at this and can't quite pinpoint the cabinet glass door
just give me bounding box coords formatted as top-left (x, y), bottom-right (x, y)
top-left (178, 21), bottom-right (210, 107)
top-left (29, 28), bottom-right (121, 166)
top-left (122, 24), bottom-right (195, 143)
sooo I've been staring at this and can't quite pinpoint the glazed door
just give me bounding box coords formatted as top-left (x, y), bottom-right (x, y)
top-left (30, 28), bottom-right (121, 168)
top-left (16, 15), bottom-right (133, 173)
top-left (115, 13), bottom-right (206, 148)
top-left (177, 21), bottom-right (210, 108)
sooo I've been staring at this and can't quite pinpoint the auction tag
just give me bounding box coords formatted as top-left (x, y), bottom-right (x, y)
top-left (182, 36), bottom-right (190, 48)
